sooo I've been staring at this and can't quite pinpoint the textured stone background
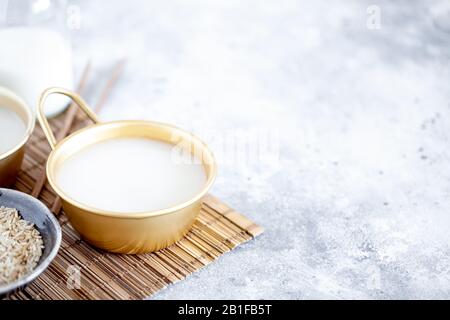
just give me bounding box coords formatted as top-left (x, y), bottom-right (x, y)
top-left (71, 0), bottom-right (450, 299)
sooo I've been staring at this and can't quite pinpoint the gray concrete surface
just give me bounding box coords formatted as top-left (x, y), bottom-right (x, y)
top-left (71, 0), bottom-right (450, 299)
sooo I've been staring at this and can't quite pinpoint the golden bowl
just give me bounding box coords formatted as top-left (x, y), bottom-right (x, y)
top-left (37, 88), bottom-right (216, 254)
top-left (0, 87), bottom-right (35, 187)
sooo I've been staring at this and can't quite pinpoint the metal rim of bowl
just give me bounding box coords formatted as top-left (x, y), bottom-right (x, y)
top-left (0, 188), bottom-right (62, 296)
top-left (0, 86), bottom-right (36, 161)
top-left (45, 120), bottom-right (218, 219)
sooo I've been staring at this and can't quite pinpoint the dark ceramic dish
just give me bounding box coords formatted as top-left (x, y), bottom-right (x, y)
top-left (0, 188), bottom-right (61, 298)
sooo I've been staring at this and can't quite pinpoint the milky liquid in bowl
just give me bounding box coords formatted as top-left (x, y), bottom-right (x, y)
top-left (55, 138), bottom-right (207, 213)
top-left (0, 106), bottom-right (26, 155)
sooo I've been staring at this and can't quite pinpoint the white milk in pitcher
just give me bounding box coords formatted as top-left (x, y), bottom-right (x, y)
top-left (0, 106), bottom-right (26, 155)
top-left (56, 138), bottom-right (208, 213)
top-left (0, 27), bottom-right (73, 116)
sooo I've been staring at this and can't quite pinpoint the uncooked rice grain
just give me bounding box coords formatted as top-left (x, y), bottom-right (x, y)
top-left (0, 206), bottom-right (44, 286)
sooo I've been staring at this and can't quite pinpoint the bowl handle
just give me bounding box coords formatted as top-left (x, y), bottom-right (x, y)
top-left (37, 87), bottom-right (100, 150)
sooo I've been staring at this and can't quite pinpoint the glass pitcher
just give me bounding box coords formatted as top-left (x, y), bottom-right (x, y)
top-left (0, 0), bottom-right (74, 116)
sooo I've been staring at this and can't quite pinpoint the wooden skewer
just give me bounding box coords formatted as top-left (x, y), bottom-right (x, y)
top-left (57, 62), bottom-right (93, 140)
top-left (51, 59), bottom-right (127, 214)
top-left (31, 61), bottom-right (92, 198)
top-left (94, 59), bottom-right (126, 113)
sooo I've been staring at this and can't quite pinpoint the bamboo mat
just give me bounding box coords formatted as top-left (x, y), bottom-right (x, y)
top-left (8, 110), bottom-right (264, 300)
